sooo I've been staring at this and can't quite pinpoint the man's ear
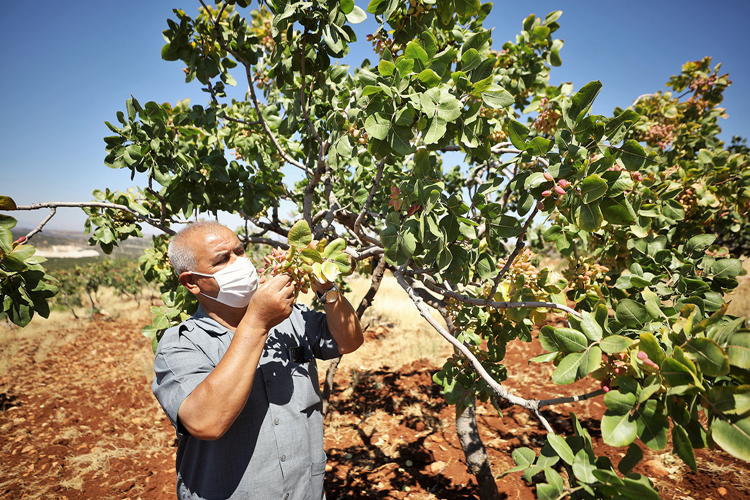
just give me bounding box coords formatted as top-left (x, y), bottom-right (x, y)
top-left (179, 272), bottom-right (201, 296)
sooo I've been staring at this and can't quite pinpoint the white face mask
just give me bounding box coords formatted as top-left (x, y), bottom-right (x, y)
top-left (190, 257), bottom-right (258, 308)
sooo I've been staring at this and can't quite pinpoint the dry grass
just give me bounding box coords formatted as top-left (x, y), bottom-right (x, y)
top-left (311, 273), bottom-right (453, 374)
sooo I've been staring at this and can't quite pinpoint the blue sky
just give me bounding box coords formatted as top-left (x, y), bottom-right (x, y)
top-left (2, 0), bottom-right (749, 233)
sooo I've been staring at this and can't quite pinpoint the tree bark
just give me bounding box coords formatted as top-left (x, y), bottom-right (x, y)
top-left (322, 254), bottom-right (387, 418)
top-left (455, 401), bottom-right (502, 500)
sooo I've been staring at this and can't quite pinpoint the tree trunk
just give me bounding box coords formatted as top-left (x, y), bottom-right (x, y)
top-left (433, 298), bottom-right (501, 500)
top-left (85, 291), bottom-right (96, 319)
top-left (455, 400), bottom-right (502, 500)
top-left (62, 295), bottom-right (79, 320)
top-left (322, 254), bottom-right (386, 418)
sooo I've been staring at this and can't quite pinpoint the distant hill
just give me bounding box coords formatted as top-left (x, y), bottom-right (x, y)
top-left (11, 227), bottom-right (152, 262)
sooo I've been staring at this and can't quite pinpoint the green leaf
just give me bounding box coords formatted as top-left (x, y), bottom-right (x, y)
top-left (404, 41), bottom-right (428, 64)
top-left (579, 345), bottom-right (602, 378)
top-left (684, 337), bottom-right (730, 377)
top-left (580, 311), bottom-right (603, 342)
top-left (388, 126), bottom-right (414, 156)
top-left (709, 385), bottom-right (750, 416)
top-left (454, 0), bottom-right (481, 17)
top-left (580, 174), bottom-right (608, 204)
top-left (619, 140), bottom-right (655, 171)
top-left (424, 116), bottom-right (447, 144)
top-left (562, 81), bottom-right (602, 128)
top-left (552, 327), bottom-right (589, 353)
top-left (572, 449), bottom-right (597, 483)
top-left (508, 120), bottom-right (529, 150)
top-left (364, 113), bottom-right (390, 140)
top-left (599, 335), bottom-right (633, 354)
top-left (600, 196), bottom-right (636, 225)
top-left (323, 238), bottom-right (346, 259)
top-left (460, 48), bottom-right (481, 72)
top-left (617, 443), bottom-right (643, 475)
top-left (685, 234), bottom-right (717, 255)
top-left (546, 434), bottom-right (575, 465)
top-left (639, 332), bottom-right (665, 365)
top-left (577, 202), bottom-right (603, 232)
top-left (525, 136), bottom-right (554, 156)
top-left (499, 447), bottom-right (537, 477)
top-left (481, 90), bottom-right (514, 109)
top-left (727, 333), bottom-right (750, 369)
top-left (636, 400), bottom-right (668, 450)
top-left (552, 353), bottom-right (583, 385)
top-left (604, 390), bottom-right (637, 414)
top-left (711, 259), bottom-right (743, 280)
top-left (710, 416), bottom-right (750, 462)
top-left (660, 358), bottom-right (694, 388)
top-left (672, 425), bottom-right (697, 472)
top-left (616, 299), bottom-right (649, 328)
top-left (287, 220), bottom-right (312, 249)
top-left (709, 317), bottom-right (746, 346)
top-left (601, 411), bottom-right (638, 447)
top-left (417, 69), bottom-right (441, 87)
top-left (378, 59), bottom-right (396, 76)
top-left (345, 5), bottom-right (367, 23)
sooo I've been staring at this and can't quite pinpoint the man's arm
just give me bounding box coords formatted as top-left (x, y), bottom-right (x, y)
top-left (313, 281), bottom-right (364, 355)
top-left (177, 276), bottom-right (295, 440)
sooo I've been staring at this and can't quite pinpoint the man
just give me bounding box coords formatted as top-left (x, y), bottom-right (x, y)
top-left (152, 221), bottom-right (363, 500)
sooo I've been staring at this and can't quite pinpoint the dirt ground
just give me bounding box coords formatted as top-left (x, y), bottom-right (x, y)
top-left (1, 313), bottom-right (748, 499)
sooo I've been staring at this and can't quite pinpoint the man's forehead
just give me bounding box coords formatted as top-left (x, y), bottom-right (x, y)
top-left (190, 227), bottom-right (239, 249)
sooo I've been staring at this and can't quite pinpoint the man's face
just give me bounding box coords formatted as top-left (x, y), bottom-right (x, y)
top-left (186, 226), bottom-right (247, 298)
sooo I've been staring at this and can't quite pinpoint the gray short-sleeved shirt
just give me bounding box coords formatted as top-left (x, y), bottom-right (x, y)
top-left (152, 303), bottom-right (340, 500)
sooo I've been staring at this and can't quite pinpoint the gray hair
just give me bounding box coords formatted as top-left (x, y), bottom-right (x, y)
top-left (168, 220), bottom-right (227, 275)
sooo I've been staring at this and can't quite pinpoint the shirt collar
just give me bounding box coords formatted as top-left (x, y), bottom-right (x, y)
top-left (185, 305), bottom-right (230, 336)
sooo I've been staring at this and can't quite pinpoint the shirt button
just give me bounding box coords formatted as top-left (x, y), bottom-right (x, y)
top-left (266, 381), bottom-right (271, 387)
top-left (274, 418), bottom-right (280, 425)
top-left (281, 454), bottom-right (286, 462)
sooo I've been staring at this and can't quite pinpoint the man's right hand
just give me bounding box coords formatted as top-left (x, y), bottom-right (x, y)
top-left (243, 274), bottom-right (296, 332)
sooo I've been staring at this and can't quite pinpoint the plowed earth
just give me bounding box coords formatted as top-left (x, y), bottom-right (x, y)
top-left (1, 315), bottom-right (748, 499)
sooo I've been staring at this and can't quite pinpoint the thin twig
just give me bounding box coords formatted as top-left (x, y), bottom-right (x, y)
top-left (24, 208), bottom-right (56, 242)
top-left (353, 157), bottom-right (387, 239)
top-left (299, 29), bottom-right (323, 145)
top-left (486, 204), bottom-right (539, 303)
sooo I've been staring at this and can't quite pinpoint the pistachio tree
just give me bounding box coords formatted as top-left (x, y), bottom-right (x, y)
top-left (2, 1), bottom-right (749, 498)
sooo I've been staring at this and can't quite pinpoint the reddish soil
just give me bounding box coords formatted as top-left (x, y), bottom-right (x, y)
top-left (1, 315), bottom-right (748, 499)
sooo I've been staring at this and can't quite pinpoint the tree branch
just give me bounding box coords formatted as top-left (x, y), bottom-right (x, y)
top-left (14, 202), bottom-right (177, 236)
top-left (418, 277), bottom-right (581, 318)
top-left (393, 268), bottom-right (554, 432)
top-left (199, 0), bottom-right (306, 172)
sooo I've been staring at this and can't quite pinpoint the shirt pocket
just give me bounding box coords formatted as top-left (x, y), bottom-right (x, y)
top-left (291, 360), bottom-right (322, 411)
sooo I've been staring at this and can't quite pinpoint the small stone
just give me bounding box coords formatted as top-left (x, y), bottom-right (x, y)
top-left (718, 487), bottom-right (727, 496)
top-left (642, 459), bottom-right (669, 477)
top-left (430, 461), bottom-right (446, 473)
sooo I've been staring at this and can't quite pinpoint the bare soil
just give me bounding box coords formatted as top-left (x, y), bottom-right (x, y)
top-left (1, 315), bottom-right (748, 499)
